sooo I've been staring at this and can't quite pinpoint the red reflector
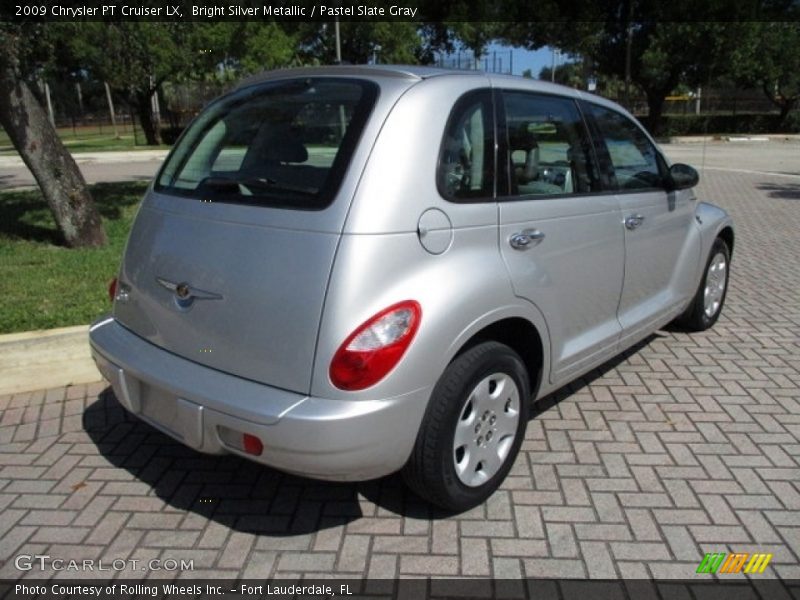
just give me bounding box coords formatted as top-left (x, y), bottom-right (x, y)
top-left (242, 433), bottom-right (263, 456)
top-left (108, 277), bottom-right (117, 302)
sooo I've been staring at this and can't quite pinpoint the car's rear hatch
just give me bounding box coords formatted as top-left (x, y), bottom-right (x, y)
top-left (112, 74), bottom-right (410, 394)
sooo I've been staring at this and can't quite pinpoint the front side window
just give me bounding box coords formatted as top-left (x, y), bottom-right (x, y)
top-left (155, 78), bottom-right (378, 210)
top-left (437, 90), bottom-right (495, 201)
top-left (587, 104), bottom-right (666, 191)
top-left (502, 92), bottom-right (598, 197)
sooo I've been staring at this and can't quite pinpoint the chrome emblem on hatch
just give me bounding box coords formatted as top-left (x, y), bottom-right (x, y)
top-left (156, 277), bottom-right (223, 307)
top-left (175, 283), bottom-right (191, 299)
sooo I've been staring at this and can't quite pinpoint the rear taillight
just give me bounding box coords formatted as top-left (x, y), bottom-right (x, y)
top-left (330, 301), bottom-right (421, 391)
top-left (108, 277), bottom-right (118, 302)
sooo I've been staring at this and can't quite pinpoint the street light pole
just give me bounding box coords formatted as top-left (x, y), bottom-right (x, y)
top-left (334, 17), bottom-right (345, 137)
top-left (334, 18), bottom-right (342, 64)
top-left (551, 49), bottom-right (559, 83)
top-left (624, 0), bottom-right (633, 109)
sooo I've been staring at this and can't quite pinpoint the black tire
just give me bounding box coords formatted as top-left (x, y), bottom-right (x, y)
top-left (675, 237), bottom-right (731, 331)
top-left (402, 341), bottom-right (530, 512)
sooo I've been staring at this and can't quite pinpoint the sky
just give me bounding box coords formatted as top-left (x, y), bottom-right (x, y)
top-left (437, 43), bottom-right (568, 78)
top-left (489, 43), bottom-right (559, 77)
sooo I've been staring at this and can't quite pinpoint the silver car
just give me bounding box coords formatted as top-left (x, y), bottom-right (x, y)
top-left (90, 65), bottom-right (733, 511)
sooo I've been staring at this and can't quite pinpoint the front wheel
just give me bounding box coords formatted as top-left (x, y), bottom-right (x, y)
top-left (675, 237), bottom-right (731, 331)
top-left (402, 341), bottom-right (530, 512)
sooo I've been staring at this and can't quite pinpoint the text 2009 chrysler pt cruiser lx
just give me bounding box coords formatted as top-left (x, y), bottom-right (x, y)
top-left (90, 65), bottom-right (733, 511)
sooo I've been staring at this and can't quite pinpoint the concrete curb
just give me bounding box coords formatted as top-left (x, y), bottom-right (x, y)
top-left (0, 324), bottom-right (101, 395)
top-left (660, 134), bottom-right (800, 144)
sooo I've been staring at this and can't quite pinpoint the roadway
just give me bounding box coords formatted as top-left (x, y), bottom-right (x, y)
top-left (0, 141), bottom-right (797, 192)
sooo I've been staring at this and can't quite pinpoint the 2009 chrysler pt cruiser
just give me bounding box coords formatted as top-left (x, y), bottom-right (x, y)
top-left (90, 65), bottom-right (733, 511)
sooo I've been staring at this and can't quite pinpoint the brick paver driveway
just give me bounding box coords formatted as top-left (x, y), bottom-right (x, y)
top-left (1, 144), bottom-right (799, 582)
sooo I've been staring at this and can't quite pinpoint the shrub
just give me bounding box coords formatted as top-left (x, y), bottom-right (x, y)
top-left (650, 112), bottom-right (800, 138)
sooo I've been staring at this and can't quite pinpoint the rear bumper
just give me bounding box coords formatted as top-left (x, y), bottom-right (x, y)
top-left (88, 317), bottom-right (430, 481)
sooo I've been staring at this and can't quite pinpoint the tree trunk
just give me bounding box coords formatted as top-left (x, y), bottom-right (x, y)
top-left (761, 83), bottom-right (797, 126)
top-left (0, 58), bottom-right (106, 248)
top-left (777, 97), bottom-right (796, 125)
top-left (135, 93), bottom-right (161, 146)
top-left (645, 90), bottom-right (667, 138)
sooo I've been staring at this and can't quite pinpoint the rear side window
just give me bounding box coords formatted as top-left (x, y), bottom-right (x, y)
top-left (587, 104), bottom-right (666, 191)
top-left (156, 78), bottom-right (378, 210)
top-left (502, 92), bottom-right (599, 197)
top-left (437, 90), bottom-right (495, 201)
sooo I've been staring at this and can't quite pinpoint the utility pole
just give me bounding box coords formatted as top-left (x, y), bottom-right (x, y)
top-left (75, 82), bottom-right (84, 116)
top-left (624, 0), bottom-right (634, 109)
top-left (551, 49), bottom-right (559, 82)
top-left (149, 75), bottom-right (161, 128)
top-left (43, 81), bottom-right (55, 126)
top-left (334, 18), bottom-right (342, 64)
top-left (104, 81), bottom-right (119, 139)
top-left (334, 18), bottom-right (345, 137)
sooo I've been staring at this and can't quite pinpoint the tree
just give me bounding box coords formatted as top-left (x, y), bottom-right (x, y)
top-left (731, 22), bottom-right (800, 123)
top-left (0, 24), bottom-right (106, 248)
top-left (497, 1), bottom-right (775, 134)
top-left (211, 22), bottom-right (299, 77)
top-left (538, 61), bottom-right (585, 88)
top-left (446, 22), bottom-right (502, 64)
top-left (294, 22), bottom-right (426, 66)
top-left (67, 22), bottom-right (227, 145)
top-left (412, 0), bottom-right (512, 66)
top-left (595, 22), bottom-right (739, 133)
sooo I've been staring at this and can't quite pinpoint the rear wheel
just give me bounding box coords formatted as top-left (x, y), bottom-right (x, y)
top-left (675, 237), bottom-right (730, 331)
top-left (402, 341), bottom-right (530, 512)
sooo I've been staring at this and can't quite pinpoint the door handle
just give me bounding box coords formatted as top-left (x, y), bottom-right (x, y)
top-left (509, 229), bottom-right (545, 250)
top-left (624, 214), bottom-right (645, 230)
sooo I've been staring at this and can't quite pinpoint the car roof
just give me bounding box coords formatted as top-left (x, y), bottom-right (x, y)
top-left (235, 64), bottom-right (483, 89)
top-left (235, 64), bottom-right (631, 121)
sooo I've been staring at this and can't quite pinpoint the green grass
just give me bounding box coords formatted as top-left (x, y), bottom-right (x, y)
top-left (0, 125), bottom-right (170, 155)
top-left (0, 181), bottom-right (147, 333)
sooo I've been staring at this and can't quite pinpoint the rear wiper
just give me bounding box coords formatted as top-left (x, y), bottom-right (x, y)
top-left (199, 175), bottom-right (316, 196)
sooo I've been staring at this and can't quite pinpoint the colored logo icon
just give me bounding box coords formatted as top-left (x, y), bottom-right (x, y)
top-left (696, 552), bottom-right (773, 574)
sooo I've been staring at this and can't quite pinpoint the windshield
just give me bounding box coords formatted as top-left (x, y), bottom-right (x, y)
top-left (155, 78), bottom-right (378, 210)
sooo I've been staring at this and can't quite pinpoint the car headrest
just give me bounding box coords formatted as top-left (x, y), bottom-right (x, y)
top-left (265, 129), bottom-right (308, 163)
top-left (509, 125), bottom-right (538, 151)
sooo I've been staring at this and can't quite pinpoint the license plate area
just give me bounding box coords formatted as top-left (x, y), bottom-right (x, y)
top-left (141, 383), bottom-right (179, 434)
top-left (139, 382), bottom-right (204, 448)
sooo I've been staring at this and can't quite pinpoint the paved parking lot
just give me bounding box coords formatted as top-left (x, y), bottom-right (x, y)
top-left (1, 143), bottom-right (799, 583)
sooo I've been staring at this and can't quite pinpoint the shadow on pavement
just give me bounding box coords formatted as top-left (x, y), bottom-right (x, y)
top-left (83, 389), bottom-right (368, 535)
top-left (757, 181), bottom-right (800, 200)
top-left (83, 333), bottom-right (664, 526)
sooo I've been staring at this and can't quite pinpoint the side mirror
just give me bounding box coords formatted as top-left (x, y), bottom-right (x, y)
top-left (667, 163), bottom-right (699, 191)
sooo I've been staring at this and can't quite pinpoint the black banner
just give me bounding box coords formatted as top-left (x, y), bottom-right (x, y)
top-left (2, 0), bottom-right (799, 22)
top-left (2, 579), bottom-right (799, 600)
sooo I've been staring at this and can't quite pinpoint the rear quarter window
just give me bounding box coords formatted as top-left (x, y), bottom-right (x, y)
top-left (156, 78), bottom-right (378, 210)
top-left (437, 90), bottom-right (495, 202)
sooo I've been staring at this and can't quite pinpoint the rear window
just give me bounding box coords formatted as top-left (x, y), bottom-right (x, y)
top-left (155, 78), bottom-right (378, 210)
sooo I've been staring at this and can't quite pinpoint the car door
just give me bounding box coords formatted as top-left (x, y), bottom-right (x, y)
top-left (497, 91), bottom-right (625, 384)
top-left (584, 102), bottom-right (699, 345)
